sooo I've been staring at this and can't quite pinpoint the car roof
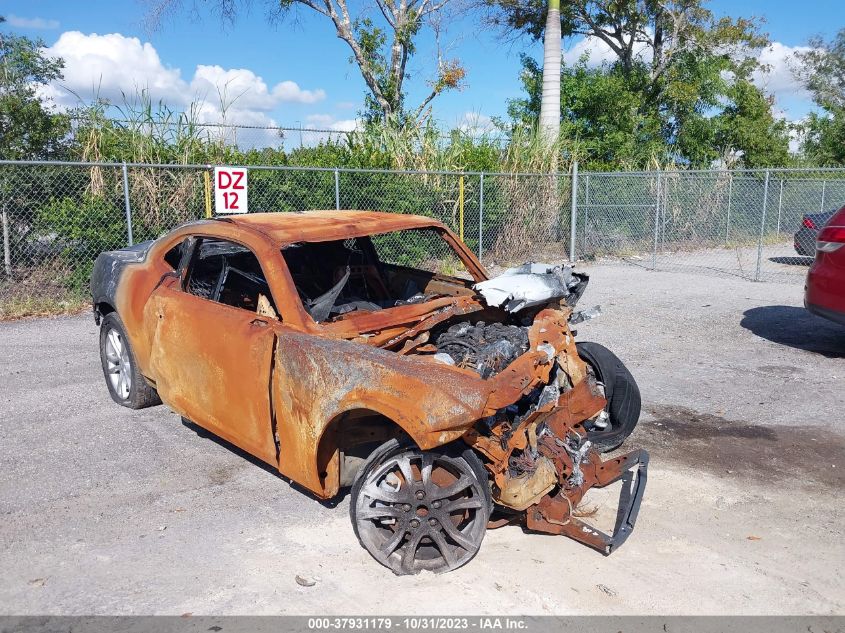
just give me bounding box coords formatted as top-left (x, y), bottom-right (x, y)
top-left (208, 210), bottom-right (446, 244)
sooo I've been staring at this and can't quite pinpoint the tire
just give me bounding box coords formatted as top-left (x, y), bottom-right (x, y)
top-left (99, 312), bottom-right (161, 409)
top-left (576, 341), bottom-right (641, 453)
top-left (350, 438), bottom-right (492, 575)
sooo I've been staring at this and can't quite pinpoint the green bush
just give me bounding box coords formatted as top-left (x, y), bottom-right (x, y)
top-left (35, 196), bottom-right (127, 291)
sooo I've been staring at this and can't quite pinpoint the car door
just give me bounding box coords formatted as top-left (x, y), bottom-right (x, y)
top-left (147, 237), bottom-right (280, 466)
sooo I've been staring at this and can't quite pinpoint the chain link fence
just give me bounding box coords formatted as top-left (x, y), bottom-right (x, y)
top-left (1, 160), bottom-right (842, 317)
top-left (577, 168), bottom-right (845, 282)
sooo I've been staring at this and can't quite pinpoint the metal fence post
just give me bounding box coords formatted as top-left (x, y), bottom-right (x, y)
top-left (334, 168), bottom-right (340, 210)
top-left (820, 180), bottom-right (827, 212)
top-left (725, 173), bottom-right (733, 245)
top-left (478, 173), bottom-right (484, 258)
top-left (121, 162), bottom-right (134, 246)
top-left (2, 206), bottom-right (10, 278)
top-left (569, 161), bottom-right (578, 263)
top-left (755, 170), bottom-right (770, 282)
top-left (652, 171), bottom-right (662, 269)
top-left (776, 179), bottom-right (784, 236)
top-left (583, 173), bottom-right (590, 254)
top-left (1, 167), bottom-right (10, 278)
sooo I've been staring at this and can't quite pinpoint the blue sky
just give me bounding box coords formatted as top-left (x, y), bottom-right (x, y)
top-left (3, 0), bottom-right (843, 133)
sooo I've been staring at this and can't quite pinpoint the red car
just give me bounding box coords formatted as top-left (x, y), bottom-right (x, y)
top-left (805, 205), bottom-right (845, 325)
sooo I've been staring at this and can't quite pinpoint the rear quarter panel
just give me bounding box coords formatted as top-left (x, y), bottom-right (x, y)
top-left (92, 236), bottom-right (183, 377)
top-left (806, 207), bottom-right (845, 317)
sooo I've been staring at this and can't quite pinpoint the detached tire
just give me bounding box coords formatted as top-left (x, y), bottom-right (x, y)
top-left (99, 312), bottom-right (161, 409)
top-left (576, 342), bottom-right (641, 453)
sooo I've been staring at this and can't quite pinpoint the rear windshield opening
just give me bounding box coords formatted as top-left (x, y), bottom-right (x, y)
top-left (281, 228), bottom-right (471, 322)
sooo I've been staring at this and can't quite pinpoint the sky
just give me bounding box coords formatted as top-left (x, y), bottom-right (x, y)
top-left (3, 0), bottom-right (844, 135)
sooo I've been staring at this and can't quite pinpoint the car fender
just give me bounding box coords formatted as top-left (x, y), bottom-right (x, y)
top-left (271, 331), bottom-right (490, 496)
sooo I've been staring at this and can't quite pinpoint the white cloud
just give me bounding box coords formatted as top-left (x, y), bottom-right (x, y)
top-left (562, 35), bottom-right (652, 67)
top-left (41, 32), bottom-right (186, 106)
top-left (39, 31), bottom-right (326, 121)
top-left (751, 41), bottom-right (812, 102)
top-left (191, 65), bottom-right (276, 110)
top-left (305, 113), bottom-right (335, 127)
top-left (6, 14), bottom-right (60, 29)
top-left (457, 112), bottom-right (495, 135)
top-left (295, 114), bottom-right (360, 147)
top-left (305, 114), bottom-right (359, 131)
top-left (329, 119), bottom-right (358, 132)
top-left (273, 81), bottom-right (326, 104)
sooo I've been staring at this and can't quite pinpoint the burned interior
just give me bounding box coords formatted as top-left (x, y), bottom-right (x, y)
top-left (91, 210), bottom-right (647, 577)
top-left (281, 228), bottom-right (474, 323)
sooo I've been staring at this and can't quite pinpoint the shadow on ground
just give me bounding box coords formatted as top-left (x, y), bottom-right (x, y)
top-left (180, 417), bottom-right (350, 507)
top-left (741, 305), bottom-right (845, 358)
top-left (769, 256), bottom-right (814, 266)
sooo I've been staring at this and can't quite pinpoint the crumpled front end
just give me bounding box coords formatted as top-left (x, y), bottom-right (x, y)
top-left (299, 258), bottom-right (647, 552)
top-left (461, 306), bottom-right (648, 554)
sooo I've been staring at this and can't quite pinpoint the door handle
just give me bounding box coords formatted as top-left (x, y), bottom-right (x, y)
top-left (250, 318), bottom-right (268, 328)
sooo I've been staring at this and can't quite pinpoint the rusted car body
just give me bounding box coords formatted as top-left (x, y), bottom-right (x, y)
top-left (91, 210), bottom-right (647, 574)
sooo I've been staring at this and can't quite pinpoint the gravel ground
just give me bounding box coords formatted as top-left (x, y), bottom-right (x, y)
top-left (1, 264), bottom-right (843, 615)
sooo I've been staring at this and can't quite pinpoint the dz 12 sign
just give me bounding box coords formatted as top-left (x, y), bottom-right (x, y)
top-left (214, 166), bottom-right (248, 214)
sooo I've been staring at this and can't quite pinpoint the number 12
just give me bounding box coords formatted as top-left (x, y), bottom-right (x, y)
top-left (223, 192), bottom-right (239, 209)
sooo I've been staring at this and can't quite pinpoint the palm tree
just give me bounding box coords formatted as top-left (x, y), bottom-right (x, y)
top-left (538, 0), bottom-right (561, 142)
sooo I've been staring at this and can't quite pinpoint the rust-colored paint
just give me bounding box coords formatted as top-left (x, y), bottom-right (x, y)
top-left (101, 210), bottom-right (645, 550)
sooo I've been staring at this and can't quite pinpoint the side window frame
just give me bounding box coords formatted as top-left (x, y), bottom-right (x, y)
top-left (180, 236), bottom-right (278, 315)
top-left (175, 237), bottom-right (198, 286)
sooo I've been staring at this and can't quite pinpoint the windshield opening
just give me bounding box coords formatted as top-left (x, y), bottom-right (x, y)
top-left (281, 228), bottom-right (473, 322)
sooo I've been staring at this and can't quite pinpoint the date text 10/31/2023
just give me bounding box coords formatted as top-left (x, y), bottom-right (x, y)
top-left (306, 617), bottom-right (529, 630)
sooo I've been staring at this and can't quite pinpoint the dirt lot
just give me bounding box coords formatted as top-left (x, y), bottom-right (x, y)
top-left (1, 263), bottom-right (843, 615)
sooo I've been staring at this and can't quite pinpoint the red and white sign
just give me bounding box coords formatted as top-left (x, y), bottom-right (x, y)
top-left (214, 166), bottom-right (248, 214)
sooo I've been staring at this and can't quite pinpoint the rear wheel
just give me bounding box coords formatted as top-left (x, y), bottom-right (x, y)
top-left (576, 342), bottom-right (641, 453)
top-left (350, 439), bottom-right (491, 575)
top-left (99, 312), bottom-right (160, 409)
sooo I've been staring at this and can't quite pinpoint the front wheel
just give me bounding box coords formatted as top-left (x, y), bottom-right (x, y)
top-left (577, 341), bottom-right (641, 453)
top-left (350, 439), bottom-right (492, 575)
top-left (99, 312), bottom-right (161, 409)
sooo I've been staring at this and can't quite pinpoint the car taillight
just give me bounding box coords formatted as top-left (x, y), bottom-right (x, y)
top-left (803, 217), bottom-right (817, 229)
top-left (816, 226), bottom-right (845, 253)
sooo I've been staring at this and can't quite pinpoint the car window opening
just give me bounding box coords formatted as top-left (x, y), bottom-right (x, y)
top-left (186, 238), bottom-right (278, 315)
top-left (281, 228), bottom-right (471, 322)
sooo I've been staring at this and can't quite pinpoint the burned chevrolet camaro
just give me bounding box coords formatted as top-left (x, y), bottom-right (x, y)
top-left (91, 210), bottom-right (647, 575)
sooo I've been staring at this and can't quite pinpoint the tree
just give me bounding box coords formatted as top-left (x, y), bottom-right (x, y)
top-left (0, 16), bottom-right (69, 159)
top-left (490, 0), bottom-right (766, 94)
top-left (795, 29), bottom-right (845, 165)
top-left (145, 0), bottom-right (465, 123)
top-left (1, 17), bottom-right (70, 279)
top-left (491, 0), bottom-right (788, 168)
top-left (712, 79), bottom-right (789, 168)
top-left (508, 55), bottom-right (664, 168)
top-left (538, 0), bottom-right (560, 141)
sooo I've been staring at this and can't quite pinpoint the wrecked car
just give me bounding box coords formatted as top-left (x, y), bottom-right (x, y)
top-left (90, 210), bottom-right (648, 575)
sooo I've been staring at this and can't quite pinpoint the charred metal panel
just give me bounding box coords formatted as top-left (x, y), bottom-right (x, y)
top-left (147, 282), bottom-right (278, 465)
top-left (272, 331), bottom-right (492, 496)
top-left (90, 240), bottom-right (154, 312)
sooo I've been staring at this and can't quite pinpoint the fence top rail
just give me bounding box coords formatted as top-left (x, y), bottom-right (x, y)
top-left (1, 159), bottom-right (844, 179)
top-left (579, 167), bottom-right (845, 176)
top-left (0, 159), bottom-right (574, 178)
